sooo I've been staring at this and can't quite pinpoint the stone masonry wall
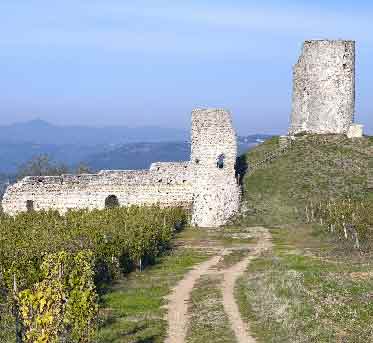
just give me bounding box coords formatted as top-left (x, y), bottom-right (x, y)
top-left (2, 163), bottom-right (193, 216)
top-left (289, 40), bottom-right (355, 135)
top-left (2, 109), bottom-right (241, 228)
top-left (190, 109), bottom-right (241, 227)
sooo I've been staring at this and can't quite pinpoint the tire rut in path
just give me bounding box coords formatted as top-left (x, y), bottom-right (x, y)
top-left (164, 252), bottom-right (225, 343)
top-left (221, 228), bottom-right (272, 343)
top-left (165, 227), bottom-right (272, 343)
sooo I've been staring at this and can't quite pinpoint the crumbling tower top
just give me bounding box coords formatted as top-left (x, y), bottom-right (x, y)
top-left (190, 108), bottom-right (240, 227)
top-left (289, 40), bottom-right (355, 135)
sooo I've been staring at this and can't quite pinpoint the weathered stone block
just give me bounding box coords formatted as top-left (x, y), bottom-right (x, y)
top-left (347, 124), bottom-right (363, 138)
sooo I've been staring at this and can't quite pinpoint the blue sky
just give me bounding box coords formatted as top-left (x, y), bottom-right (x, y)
top-left (0, 1), bottom-right (372, 134)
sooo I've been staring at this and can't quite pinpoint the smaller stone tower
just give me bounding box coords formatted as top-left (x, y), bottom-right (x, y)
top-left (190, 108), bottom-right (241, 227)
top-left (289, 40), bottom-right (355, 135)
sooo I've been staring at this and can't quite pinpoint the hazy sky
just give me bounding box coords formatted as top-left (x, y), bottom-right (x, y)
top-left (0, 0), bottom-right (372, 134)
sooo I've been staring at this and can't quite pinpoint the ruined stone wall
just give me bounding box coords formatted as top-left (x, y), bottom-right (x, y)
top-left (289, 40), bottom-right (355, 135)
top-left (190, 108), bottom-right (241, 227)
top-left (2, 109), bottom-right (241, 227)
top-left (2, 163), bottom-right (193, 216)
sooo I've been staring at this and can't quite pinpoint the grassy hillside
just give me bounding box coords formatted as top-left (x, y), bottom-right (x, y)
top-left (239, 134), bottom-right (372, 226)
top-left (236, 135), bottom-right (373, 342)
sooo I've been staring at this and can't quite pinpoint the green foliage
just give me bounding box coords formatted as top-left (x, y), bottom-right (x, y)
top-left (18, 250), bottom-right (97, 343)
top-left (17, 154), bottom-right (69, 180)
top-left (0, 205), bottom-right (187, 342)
top-left (18, 277), bottom-right (65, 343)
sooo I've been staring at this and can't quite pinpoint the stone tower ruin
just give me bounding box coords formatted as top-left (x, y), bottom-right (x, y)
top-left (190, 109), bottom-right (241, 227)
top-left (2, 108), bottom-right (241, 228)
top-left (289, 40), bottom-right (355, 135)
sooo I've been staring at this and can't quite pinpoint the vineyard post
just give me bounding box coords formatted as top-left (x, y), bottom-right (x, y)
top-left (343, 223), bottom-right (347, 239)
top-left (13, 275), bottom-right (22, 343)
top-left (354, 230), bottom-right (360, 250)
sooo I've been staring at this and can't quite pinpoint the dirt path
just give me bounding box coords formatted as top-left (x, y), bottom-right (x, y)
top-left (222, 228), bottom-right (272, 343)
top-left (164, 251), bottom-right (226, 343)
top-left (165, 227), bottom-right (271, 343)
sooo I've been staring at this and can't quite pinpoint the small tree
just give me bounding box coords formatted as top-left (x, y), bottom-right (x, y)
top-left (17, 155), bottom-right (69, 180)
top-left (75, 162), bottom-right (93, 175)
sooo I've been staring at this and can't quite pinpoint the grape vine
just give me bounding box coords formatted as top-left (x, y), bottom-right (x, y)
top-left (0, 205), bottom-right (187, 342)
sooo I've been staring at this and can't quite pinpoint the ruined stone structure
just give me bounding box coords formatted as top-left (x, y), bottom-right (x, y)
top-left (2, 109), bottom-right (241, 228)
top-left (289, 40), bottom-right (356, 135)
top-left (190, 109), bottom-right (241, 227)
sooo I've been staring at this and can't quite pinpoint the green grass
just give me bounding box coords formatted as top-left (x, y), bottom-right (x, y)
top-left (238, 135), bottom-right (372, 227)
top-left (234, 135), bottom-right (373, 341)
top-left (96, 248), bottom-right (209, 343)
top-left (216, 248), bottom-right (249, 270)
top-left (95, 224), bottom-right (259, 342)
top-left (186, 275), bottom-right (237, 343)
top-left (236, 225), bottom-right (373, 342)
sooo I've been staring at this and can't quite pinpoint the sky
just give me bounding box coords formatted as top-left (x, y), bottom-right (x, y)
top-left (0, 0), bottom-right (372, 135)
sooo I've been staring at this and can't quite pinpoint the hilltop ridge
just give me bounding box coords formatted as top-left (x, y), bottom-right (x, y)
top-left (238, 134), bottom-right (372, 226)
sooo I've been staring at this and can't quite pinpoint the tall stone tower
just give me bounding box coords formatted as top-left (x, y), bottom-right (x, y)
top-left (190, 108), bottom-right (241, 227)
top-left (289, 40), bottom-right (355, 135)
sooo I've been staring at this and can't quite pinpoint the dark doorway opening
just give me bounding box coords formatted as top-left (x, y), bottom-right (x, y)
top-left (26, 200), bottom-right (34, 212)
top-left (105, 195), bottom-right (119, 208)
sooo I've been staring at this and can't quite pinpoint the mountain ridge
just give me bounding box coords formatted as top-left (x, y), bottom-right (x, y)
top-left (0, 119), bottom-right (189, 145)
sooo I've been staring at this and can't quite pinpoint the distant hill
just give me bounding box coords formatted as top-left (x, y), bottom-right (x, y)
top-left (0, 121), bottom-right (272, 174)
top-left (0, 142), bottom-right (106, 174)
top-left (0, 119), bottom-right (188, 146)
top-left (0, 133), bottom-right (271, 199)
top-left (87, 142), bottom-right (190, 170)
top-left (86, 135), bottom-right (272, 170)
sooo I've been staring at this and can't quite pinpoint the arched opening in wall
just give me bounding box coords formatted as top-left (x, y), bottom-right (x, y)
top-left (216, 154), bottom-right (225, 169)
top-left (105, 195), bottom-right (119, 209)
top-left (26, 200), bottom-right (34, 212)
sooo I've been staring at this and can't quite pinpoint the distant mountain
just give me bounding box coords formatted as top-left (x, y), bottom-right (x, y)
top-left (0, 119), bottom-right (188, 146)
top-left (0, 124), bottom-right (273, 175)
top-left (0, 142), bottom-right (108, 174)
top-left (87, 135), bottom-right (273, 171)
top-left (87, 142), bottom-right (191, 170)
top-left (0, 134), bottom-right (272, 199)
